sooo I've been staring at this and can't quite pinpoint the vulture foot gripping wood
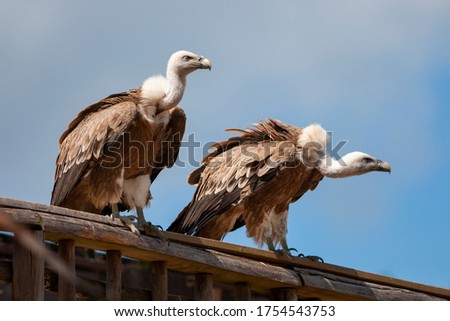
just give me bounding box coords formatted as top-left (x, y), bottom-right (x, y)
top-left (110, 206), bottom-right (170, 244)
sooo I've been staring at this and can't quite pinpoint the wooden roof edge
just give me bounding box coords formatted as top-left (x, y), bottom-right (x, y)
top-left (164, 232), bottom-right (450, 300)
top-left (1, 196), bottom-right (449, 300)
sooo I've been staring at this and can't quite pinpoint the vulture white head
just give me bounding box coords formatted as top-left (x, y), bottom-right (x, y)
top-left (321, 151), bottom-right (391, 178)
top-left (167, 50), bottom-right (212, 77)
top-left (298, 124), bottom-right (391, 178)
top-left (141, 50), bottom-right (211, 111)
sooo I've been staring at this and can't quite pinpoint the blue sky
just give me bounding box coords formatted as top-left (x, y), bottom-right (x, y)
top-left (1, 1), bottom-right (449, 289)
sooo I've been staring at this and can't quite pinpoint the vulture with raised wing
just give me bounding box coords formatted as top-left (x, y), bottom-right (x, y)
top-left (168, 119), bottom-right (390, 253)
top-left (51, 50), bottom-right (211, 234)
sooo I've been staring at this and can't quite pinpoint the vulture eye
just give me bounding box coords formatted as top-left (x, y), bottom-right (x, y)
top-left (182, 55), bottom-right (192, 61)
top-left (362, 157), bottom-right (373, 163)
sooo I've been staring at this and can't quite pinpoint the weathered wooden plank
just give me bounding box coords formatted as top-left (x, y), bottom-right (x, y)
top-left (151, 261), bottom-right (168, 300)
top-left (195, 273), bottom-right (213, 300)
top-left (58, 239), bottom-right (76, 300)
top-left (19, 260), bottom-right (150, 300)
top-left (106, 250), bottom-right (122, 301)
top-left (1, 256), bottom-right (188, 301)
top-left (0, 206), bottom-right (444, 298)
top-left (0, 259), bottom-right (12, 283)
top-left (164, 231), bottom-right (450, 301)
top-left (1, 208), bottom-right (303, 294)
top-left (295, 267), bottom-right (445, 301)
top-left (0, 197), bottom-right (115, 226)
top-left (270, 287), bottom-right (298, 301)
top-left (12, 226), bottom-right (44, 300)
top-left (234, 282), bottom-right (251, 300)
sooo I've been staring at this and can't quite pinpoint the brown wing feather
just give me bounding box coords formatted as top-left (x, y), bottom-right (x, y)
top-left (187, 118), bottom-right (298, 181)
top-left (203, 118), bottom-right (297, 162)
top-left (51, 89), bottom-right (140, 206)
top-left (291, 169), bottom-right (324, 202)
top-left (100, 107), bottom-right (186, 215)
top-left (167, 140), bottom-right (299, 236)
top-left (150, 107), bottom-right (186, 182)
top-left (167, 148), bottom-right (249, 235)
top-left (58, 89), bottom-right (141, 144)
top-left (169, 119), bottom-right (299, 233)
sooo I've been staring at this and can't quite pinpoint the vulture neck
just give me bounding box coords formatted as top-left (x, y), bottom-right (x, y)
top-left (160, 69), bottom-right (186, 110)
top-left (318, 153), bottom-right (363, 178)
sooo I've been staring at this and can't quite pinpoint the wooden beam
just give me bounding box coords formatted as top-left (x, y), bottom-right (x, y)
top-left (151, 261), bottom-right (168, 300)
top-left (234, 282), bottom-right (251, 300)
top-left (1, 197), bottom-right (450, 301)
top-left (195, 273), bottom-right (213, 300)
top-left (295, 267), bottom-right (444, 301)
top-left (2, 197), bottom-right (447, 300)
top-left (106, 250), bottom-right (122, 300)
top-left (0, 258), bottom-right (12, 284)
top-left (2, 208), bottom-right (303, 294)
top-left (58, 239), bottom-right (76, 300)
top-left (1, 257), bottom-right (154, 300)
top-left (12, 226), bottom-right (44, 300)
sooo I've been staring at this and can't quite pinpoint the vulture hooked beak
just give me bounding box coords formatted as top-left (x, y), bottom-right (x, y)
top-left (197, 56), bottom-right (212, 70)
top-left (376, 159), bottom-right (391, 174)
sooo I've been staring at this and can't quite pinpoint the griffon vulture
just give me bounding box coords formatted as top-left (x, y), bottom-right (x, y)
top-left (168, 119), bottom-right (390, 254)
top-left (51, 50), bottom-right (211, 234)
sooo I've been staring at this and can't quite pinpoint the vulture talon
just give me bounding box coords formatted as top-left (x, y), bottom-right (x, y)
top-left (274, 249), bottom-right (290, 256)
top-left (110, 212), bottom-right (140, 235)
top-left (143, 222), bottom-right (170, 245)
top-left (297, 253), bottom-right (324, 263)
top-left (287, 247), bottom-right (298, 254)
top-left (135, 208), bottom-right (169, 244)
top-left (274, 247), bottom-right (298, 256)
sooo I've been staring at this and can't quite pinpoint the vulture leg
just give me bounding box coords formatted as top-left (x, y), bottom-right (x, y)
top-left (277, 235), bottom-right (323, 262)
top-left (279, 236), bottom-right (323, 262)
top-left (110, 204), bottom-right (140, 235)
top-left (267, 237), bottom-right (297, 256)
top-left (280, 238), bottom-right (298, 256)
top-left (137, 207), bottom-right (169, 245)
top-left (266, 237), bottom-right (276, 252)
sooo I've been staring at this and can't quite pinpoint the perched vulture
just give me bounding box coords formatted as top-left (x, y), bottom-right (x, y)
top-left (51, 50), bottom-right (211, 234)
top-left (168, 119), bottom-right (391, 253)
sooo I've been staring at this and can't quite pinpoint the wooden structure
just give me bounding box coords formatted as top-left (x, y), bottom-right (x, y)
top-left (0, 197), bottom-right (449, 301)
